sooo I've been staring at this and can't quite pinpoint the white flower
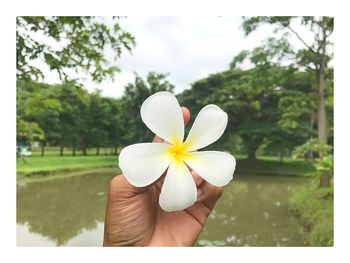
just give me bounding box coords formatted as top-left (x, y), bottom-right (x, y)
top-left (119, 91), bottom-right (236, 212)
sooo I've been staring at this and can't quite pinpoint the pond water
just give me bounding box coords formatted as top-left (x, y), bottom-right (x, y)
top-left (17, 169), bottom-right (308, 246)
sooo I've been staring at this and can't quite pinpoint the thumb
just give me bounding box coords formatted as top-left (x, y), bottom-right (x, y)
top-left (109, 173), bottom-right (148, 198)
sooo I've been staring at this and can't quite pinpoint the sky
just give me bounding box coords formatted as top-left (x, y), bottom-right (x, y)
top-left (36, 16), bottom-right (314, 98)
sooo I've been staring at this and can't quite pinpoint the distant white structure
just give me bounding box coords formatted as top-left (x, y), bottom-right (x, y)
top-left (32, 141), bottom-right (40, 148)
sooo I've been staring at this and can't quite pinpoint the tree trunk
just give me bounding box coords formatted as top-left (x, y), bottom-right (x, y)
top-left (96, 147), bottom-right (100, 156)
top-left (308, 150), bottom-right (314, 161)
top-left (317, 23), bottom-right (328, 145)
top-left (317, 30), bottom-right (329, 187)
top-left (247, 149), bottom-right (256, 160)
top-left (72, 147), bottom-right (76, 156)
top-left (60, 145), bottom-right (64, 156)
top-left (308, 111), bottom-right (316, 160)
top-left (114, 147), bottom-right (117, 155)
top-left (317, 63), bottom-right (327, 145)
top-left (40, 141), bottom-right (45, 157)
top-left (104, 147), bottom-right (107, 156)
top-left (110, 148), bottom-right (113, 155)
top-left (319, 171), bottom-right (331, 188)
top-left (82, 147), bottom-right (87, 156)
top-left (279, 152), bottom-right (284, 163)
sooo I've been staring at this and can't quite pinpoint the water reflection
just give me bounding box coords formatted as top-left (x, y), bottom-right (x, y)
top-left (17, 171), bottom-right (308, 246)
top-left (197, 174), bottom-right (307, 246)
top-left (17, 222), bottom-right (105, 246)
top-left (17, 170), bottom-right (116, 246)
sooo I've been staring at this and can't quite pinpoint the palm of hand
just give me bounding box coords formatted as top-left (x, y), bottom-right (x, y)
top-left (104, 173), bottom-right (221, 246)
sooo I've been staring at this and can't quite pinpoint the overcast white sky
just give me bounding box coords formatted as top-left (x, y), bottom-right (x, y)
top-left (38, 16), bottom-right (314, 98)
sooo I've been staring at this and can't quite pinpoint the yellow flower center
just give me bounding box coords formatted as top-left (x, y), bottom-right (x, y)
top-left (168, 142), bottom-right (189, 163)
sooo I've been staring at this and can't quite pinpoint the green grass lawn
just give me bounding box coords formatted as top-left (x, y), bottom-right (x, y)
top-left (17, 147), bottom-right (119, 182)
top-left (17, 155), bottom-right (117, 175)
top-left (16, 155), bottom-right (118, 184)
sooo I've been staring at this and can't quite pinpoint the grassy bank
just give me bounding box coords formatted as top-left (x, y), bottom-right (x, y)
top-left (17, 155), bottom-right (118, 183)
top-left (235, 157), bottom-right (315, 177)
top-left (289, 180), bottom-right (334, 246)
top-left (17, 155), bottom-right (117, 175)
top-left (17, 167), bottom-right (120, 184)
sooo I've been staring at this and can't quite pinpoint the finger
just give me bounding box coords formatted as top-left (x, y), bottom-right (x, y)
top-left (191, 170), bottom-right (204, 187)
top-left (185, 180), bottom-right (222, 227)
top-left (196, 182), bottom-right (224, 208)
top-left (181, 106), bottom-right (190, 127)
top-left (152, 135), bottom-right (164, 143)
top-left (153, 172), bottom-right (166, 192)
top-left (152, 106), bottom-right (190, 143)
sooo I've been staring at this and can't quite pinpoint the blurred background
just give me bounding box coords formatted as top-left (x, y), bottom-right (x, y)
top-left (16, 16), bottom-right (333, 246)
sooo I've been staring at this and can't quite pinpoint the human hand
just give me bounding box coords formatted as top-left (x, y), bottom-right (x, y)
top-left (103, 107), bottom-right (224, 246)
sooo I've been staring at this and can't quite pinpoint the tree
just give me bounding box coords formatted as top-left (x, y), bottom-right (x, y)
top-left (53, 82), bottom-right (90, 156)
top-left (17, 16), bottom-right (135, 83)
top-left (120, 72), bottom-right (174, 144)
top-left (17, 80), bottom-right (62, 156)
top-left (17, 80), bottom-right (127, 156)
top-left (273, 71), bottom-right (318, 160)
top-left (180, 66), bottom-right (281, 159)
top-left (293, 138), bottom-right (333, 187)
top-left (241, 16), bottom-right (334, 145)
top-left (180, 44), bottom-right (317, 160)
top-left (16, 117), bottom-right (44, 146)
top-left (103, 97), bottom-right (124, 155)
top-left (229, 46), bottom-right (295, 159)
top-left (88, 91), bottom-right (111, 155)
top-left (16, 17), bottom-right (136, 155)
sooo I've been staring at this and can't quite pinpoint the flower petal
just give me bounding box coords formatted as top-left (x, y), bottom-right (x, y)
top-left (184, 104), bottom-right (228, 151)
top-left (119, 143), bottom-right (172, 187)
top-left (184, 151), bottom-right (235, 187)
top-left (141, 91), bottom-right (184, 144)
top-left (159, 160), bottom-right (197, 212)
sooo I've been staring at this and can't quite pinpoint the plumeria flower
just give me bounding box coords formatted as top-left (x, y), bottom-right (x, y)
top-left (119, 91), bottom-right (236, 212)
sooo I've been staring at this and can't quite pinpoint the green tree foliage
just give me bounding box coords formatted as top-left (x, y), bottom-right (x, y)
top-left (180, 44), bottom-right (317, 160)
top-left (293, 138), bottom-right (332, 159)
top-left (181, 68), bottom-right (273, 158)
top-left (120, 72), bottom-right (175, 144)
top-left (16, 117), bottom-right (44, 143)
top-left (16, 72), bottom-right (175, 156)
top-left (54, 82), bottom-right (90, 156)
top-left (293, 138), bottom-right (333, 187)
top-left (241, 16), bottom-right (334, 144)
top-left (90, 92), bottom-right (110, 153)
top-left (17, 16), bottom-right (135, 83)
top-left (16, 16), bottom-right (136, 156)
top-left (102, 97), bottom-right (125, 155)
top-left (17, 80), bottom-right (62, 155)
